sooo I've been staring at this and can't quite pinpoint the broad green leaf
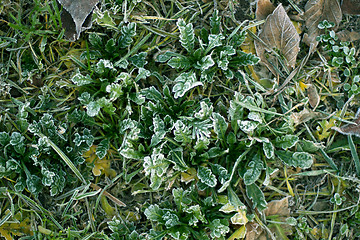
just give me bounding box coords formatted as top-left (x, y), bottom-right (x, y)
top-left (263, 140), bottom-right (275, 159)
top-left (275, 135), bottom-right (299, 150)
top-left (172, 188), bottom-right (192, 210)
top-left (168, 147), bottom-right (188, 171)
top-left (162, 211), bottom-right (180, 228)
top-left (276, 151), bottom-right (313, 169)
top-left (230, 52), bottom-right (260, 66)
top-left (144, 151), bottom-right (169, 190)
top-left (95, 59), bottom-right (116, 75)
top-left (244, 154), bottom-right (264, 185)
top-left (10, 132), bottom-right (25, 155)
top-left (26, 175), bottom-right (42, 194)
top-left (195, 101), bottom-right (213, 120)
top-left (246, 183), bottom-right (267, 211)
top-left (0, 132), bottom-right (10, 146)
top-left (168, 56), bottom-right (191, 69)
top-left (88, 32), bottom-right (102, 46)
top-left (198, 55), bottom-right (214, 71)
top-left (228, 186), bottom-right (246, 210)
top-left (105, 38), bottom-right (116, 53)
top-left (173, 120), bottom-right (192, 144)
top-left (177, 19), bottom-right (195, 53)
top-left (172, 72), bottom-right (203, 99)
top-left (135, 67), bottom-right (151, 82)
top-left (209, 219), bottom-right (229, 239)
top-left (144, 204), bottom-right (164, 222)
top-left (71, 71), bottom-right (93, 86)
top-left (128, 52), bottom-right (148, 68)
top-left (238, 120), bottom-right (258, 134)
top-left (184, 205), bottom-right (207, 226)
top-left (206, 34), bottom-right (224, 54)
top-left (298, 140), bottom-right (321, 153)
top-left (86, 101), bottom-right (101, 117)
top-left (198, 166), bottom-right (217, 187)
top-left (78, 92), bottom-right (92, 105)
top-left (96, 139), bottom-right (110, 159)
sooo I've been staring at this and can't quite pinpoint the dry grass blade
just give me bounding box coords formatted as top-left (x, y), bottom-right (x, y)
top-left (255, 4), bottom-right (300, 75)
top-left (303, 0), bottom-right (342, 46)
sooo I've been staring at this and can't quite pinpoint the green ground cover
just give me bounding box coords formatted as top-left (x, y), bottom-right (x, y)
top-left (0, 0), bottom-right (360, 239)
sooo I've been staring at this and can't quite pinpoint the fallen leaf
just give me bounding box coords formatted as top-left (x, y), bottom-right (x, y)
top-left (336, 30), bottom-right (360, 42)
top-left (57, 0), bottom-right (99, 41)
top-left (307, 84), bottom-right (320, 109)
top-left (229, 225), bottom-right (247, 240)
top-left (341, 0), bottom-right (360, 15)
top-left (255, 4), bottom-right (300, 75)
top-left (246, 197), bottom-right (292, 240)
top-left (256, 0), bottom-right (276, 20)
top-left (303, 0), bottom-right (342, 46)
top-left (332, 114), bottom-right (360, 137)
top-left (263, 196), bottom-right (290, 217)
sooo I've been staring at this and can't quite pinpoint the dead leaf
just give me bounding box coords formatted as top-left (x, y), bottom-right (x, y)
top-left (57, 0), bottom-right (99, 41)
top-left (303, 0), bottom-right (342, 46)
top-left (337, 30), bottom-right (360, 42)
top-left (307, 84), bottom-right (320, 109)
top-left (255, 4), bottom-right (300, 75)
top-left (246, 197), bottom-right (292, 240)
top-left (263, 196), bottom-right (290, 217)
top-left (256, 0), bottom-right (276, 20)
top-left (341, 0), bottom-right (360, 15)
top-left (332, 115), bottom-right (360, 137)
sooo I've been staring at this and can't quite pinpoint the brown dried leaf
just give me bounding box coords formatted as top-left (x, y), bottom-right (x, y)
top-left (307, 84), bottom-right (320, 109)
top-left (303, 0), bottom-right (342, 46)
top-left (341, 0), bottom-right (360, 15)
top-left (255, 4), bottom-right (300, 75)
top-left (337, 30), bottom-right (360, 42)
top-left (332, 115), bottom-right (360, 137)
top-left (256, 0), bottom-right (276, 20)
top-left (263, 197), bottom-right (291, 217)
top-left (57, 0), bottom-right (100, 41)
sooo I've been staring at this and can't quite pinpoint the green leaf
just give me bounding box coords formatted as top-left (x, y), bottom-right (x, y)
top-left (26, 174), bottom-right (42, 194)
top-left (177, 19), bottom-right (195, 53)
top-left (96, 139), bottom-right (110, 159)
top-left (198, 55), bottom-right (214, 71)
top-left (168, 56), bottom-right (191, 69)
top-left (106, 83), bottom-right (123, 101)
top-left (276, 151), bottom-right (313, 169)
top-left (246, 183), bottom-right (267, 211)
top-left (95, 59), bottom-right (116, 75)
top-left (144, 204), bottom-right (164, 222)
top-left (172, 72), bottom-right (203, 99)
top-left (210, 9), bottom-right (221, 34)
top-left (244, 154), bottom-right (264, 185)
top-left (206, 34), bottom-right (224, 54)
top-left (73, 128), bottom-right (94, 149)
top-left (184, 205), bottom-right (207, 226)
top-left (172, 188), bottom-right (192, 210)
top-left (88, 32), bottom-right (102, 46)
top-left (212, 112), bottom-right (227, 140)
top-left (168, 147), bottom-right (188, 171)
top-left (129, 52), bottom-right (148, 68)
top-left (198, 166), bottom-right (217, 187)
top-left (209, 219), bottom-right (230, 239)
top-left (0, 132), bottom-right (10, 146)
top-left (144, 151), bottom-right (169, 190)
top-left (118, 22), bottom-right (136, 48)
top-left (105, 38), bottom-right (116, 53)
top-left (274, 135), bottom-right (299, 150)
top-left (195, 101), bottom-right (213, 120)
top-left (173, 120), bottom-right (192, 144)
top-left (262, 139), bottom-right (274, 159)
top-left (10, 132), bottom-right (25, 155)
top-left (71, 70), bottom-right (93, 86)
top-left (162, 211), bottom-right (180, 228)
top-left (238, 120), bottom-right (258, 134)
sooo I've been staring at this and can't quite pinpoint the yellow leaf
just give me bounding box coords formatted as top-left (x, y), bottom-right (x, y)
top-left (101, 195), bottom-right (116, 217)
top-left (228, 225), bottom-right (246, 240)
top-left (181, 168), bottom-right (197, 184)
top-left (231, 210), bottom-right (248, 225)
top-left (83, 145), bottom-right (116, 177)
